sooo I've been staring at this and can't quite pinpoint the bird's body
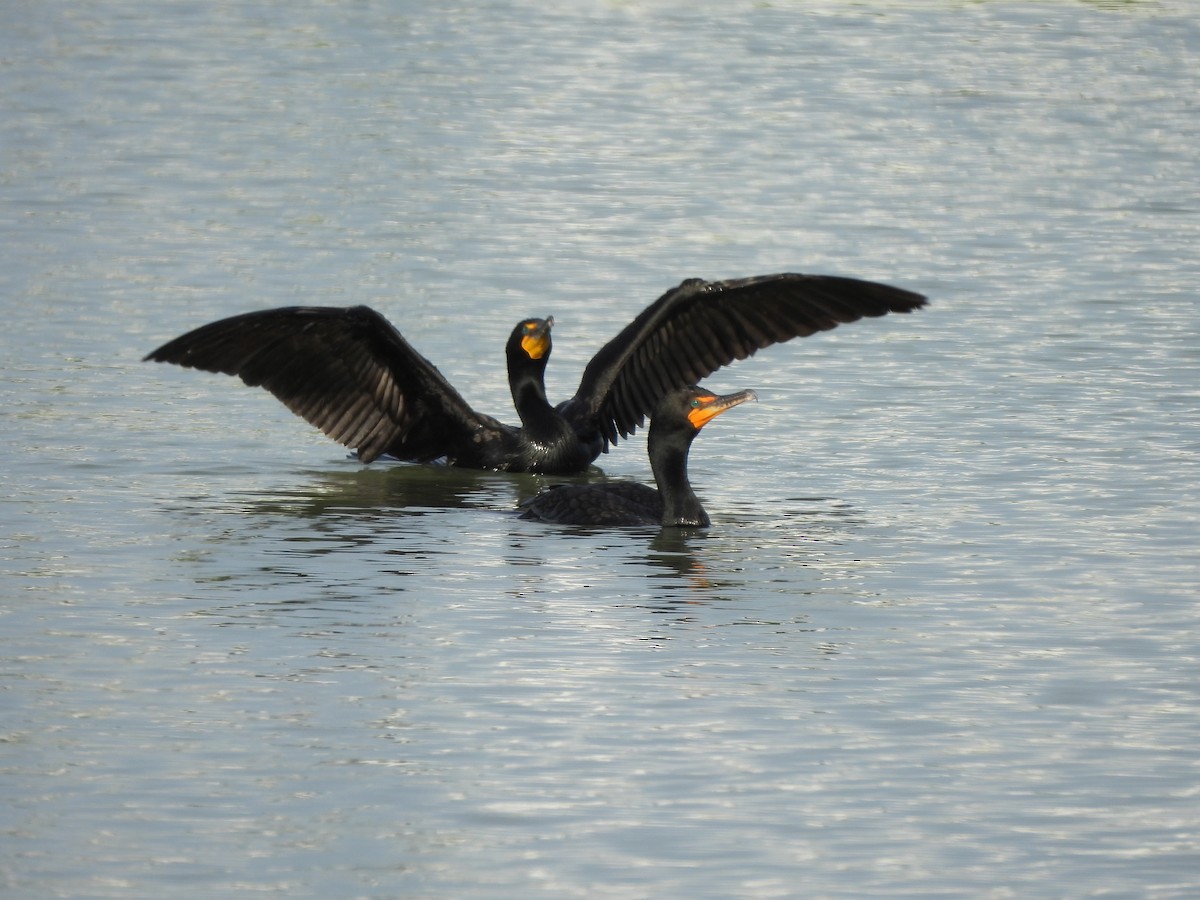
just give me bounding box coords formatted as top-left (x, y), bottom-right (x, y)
top-left (520, 386), bottom-right (756, 528)
top-left (521, 482), bottom-right (667, 528)
top-left (145, 272), bottom-right (926, 473)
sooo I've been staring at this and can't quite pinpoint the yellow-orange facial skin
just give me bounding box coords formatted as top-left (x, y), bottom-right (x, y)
top-left (686, 394), bottom-right (722, 430)
top-left (686, 389), bottom-right (758, 430)
top-left (520, 318), bottom-right (553, 360)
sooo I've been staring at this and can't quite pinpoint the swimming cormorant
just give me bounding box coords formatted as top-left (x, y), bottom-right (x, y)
top-left (520, 385), bottom-right (756, 528)
top-left (145, 272), bottom-right (925, 473)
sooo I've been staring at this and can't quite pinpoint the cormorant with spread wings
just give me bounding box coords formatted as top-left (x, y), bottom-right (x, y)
top-left (145, 272), bottom-right (926, 473)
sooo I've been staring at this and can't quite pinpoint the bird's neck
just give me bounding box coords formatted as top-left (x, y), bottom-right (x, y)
top-left (509, 367), bottom-right (571, 442)
top-left (648, 433), bottom-right (709, 527)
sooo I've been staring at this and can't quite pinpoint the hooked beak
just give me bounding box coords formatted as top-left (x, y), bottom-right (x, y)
top-left (687, 388), bottom-right (758, 430)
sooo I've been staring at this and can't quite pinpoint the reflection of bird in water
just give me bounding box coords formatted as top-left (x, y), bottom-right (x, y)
top-left (145, 272), bottom-right (925, 473)
top-left (519, 385), bottom-right (756, 528)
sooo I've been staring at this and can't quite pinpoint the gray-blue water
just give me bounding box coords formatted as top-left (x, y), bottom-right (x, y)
top-left (3, 2), bottom-right (1198, 897)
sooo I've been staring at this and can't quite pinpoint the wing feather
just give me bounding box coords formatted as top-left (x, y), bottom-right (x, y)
top-left (564, 273), bottom-right (926, 445)
top-left (145, 305), bottom-right (506, 464)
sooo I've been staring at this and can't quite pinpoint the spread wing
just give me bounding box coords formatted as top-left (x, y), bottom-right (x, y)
top-left (561, 273), bottom-right (927, 446)
top-left (144, 305), bottom-right (508, 464)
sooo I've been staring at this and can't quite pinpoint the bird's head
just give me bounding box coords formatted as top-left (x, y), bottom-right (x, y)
top-left (508, 317), bottom-right (554, 364)
top-left (680, 386), bottom-right (758, 432)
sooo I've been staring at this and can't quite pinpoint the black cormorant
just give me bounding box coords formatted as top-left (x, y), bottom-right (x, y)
top-left (519, 385), bottom-right (756, 527)
top-left (145, 272), bottom-right (925, 473)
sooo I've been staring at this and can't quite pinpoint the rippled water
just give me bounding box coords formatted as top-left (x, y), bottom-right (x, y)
top-left (4, 2), bottom-right (1199, 897)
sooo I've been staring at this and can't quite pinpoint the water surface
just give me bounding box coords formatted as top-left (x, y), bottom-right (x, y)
top-left (3, 2), bottom-right (1198, 897)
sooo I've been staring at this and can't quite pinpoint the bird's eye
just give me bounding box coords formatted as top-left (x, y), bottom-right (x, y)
top-left (690, 399), bottom-right (701, 408)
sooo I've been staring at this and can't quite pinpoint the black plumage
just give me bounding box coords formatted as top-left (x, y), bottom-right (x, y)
top-left (520, 386), bottom-right (757, 528)
top-left (145, 271), bottom-right (926, 473)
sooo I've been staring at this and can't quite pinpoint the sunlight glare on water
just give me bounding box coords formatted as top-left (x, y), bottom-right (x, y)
top-left (2, 2), bottom-right (1199, 898)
